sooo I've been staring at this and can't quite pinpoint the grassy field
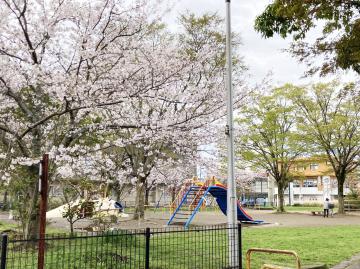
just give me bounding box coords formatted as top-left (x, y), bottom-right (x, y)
top-left (0, 221), bottom-right (67, 234)
top-left (0, 221), bottom-right (18, 231)
top-left (2, 225), bottom-right (360, 268)
top-left (243, 226), bottom-right (360, 268)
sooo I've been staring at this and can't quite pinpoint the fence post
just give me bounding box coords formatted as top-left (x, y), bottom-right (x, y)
top-left (145, 228), bottom-right (150, 269)
top-left (238, 223), bottom-right (242, 269)
top-left (38, 154), bottom-right (49, 269)
top-left (1, 234), bottom-right (8, 269)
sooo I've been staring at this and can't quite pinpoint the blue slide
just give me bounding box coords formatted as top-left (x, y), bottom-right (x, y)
top-left (208, 186), bottom-right (262, 223)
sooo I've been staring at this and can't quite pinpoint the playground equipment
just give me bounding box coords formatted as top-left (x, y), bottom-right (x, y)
top-left (167, 177), bottom-right (262, 228)
top-left (246, 248), bottom-right (327, 269)
top-left (47, 198), bottom-right (128, 218)
top-left (246, 248), bottom-right (301, 269)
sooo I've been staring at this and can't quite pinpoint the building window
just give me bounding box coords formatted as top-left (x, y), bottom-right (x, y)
top-left (297, 166), bottom-right (305, 171)
top-left (293, 180), bottom-right (300, 187)
top-left (303, 179), bottom-right (317, 187)
top-left (310, 163), bottom-right (319, 171)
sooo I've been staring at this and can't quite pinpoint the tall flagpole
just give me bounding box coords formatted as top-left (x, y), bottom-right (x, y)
top-left (225, 0), bottom-right (239, 267)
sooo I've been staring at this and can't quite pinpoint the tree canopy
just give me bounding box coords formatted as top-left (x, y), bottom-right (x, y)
top-left (286, 81), bottom-right (360, 213)
top-left (255, 0), bottom-right (360, 75)
top-left (236, 87), bottom-right (306, 212)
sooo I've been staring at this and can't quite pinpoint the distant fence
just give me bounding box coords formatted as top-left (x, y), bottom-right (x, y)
top-left (344, 200), bottom-right (360, 211)
top-left (0, 224), bottom-right (241, 269)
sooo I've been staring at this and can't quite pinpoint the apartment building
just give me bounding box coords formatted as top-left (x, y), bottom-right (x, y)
top-left (271, 157), bottom-right (352, 206)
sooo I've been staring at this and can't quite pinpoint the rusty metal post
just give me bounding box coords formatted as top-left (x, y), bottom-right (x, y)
top-left (38, 154), bottom-right (49, 269)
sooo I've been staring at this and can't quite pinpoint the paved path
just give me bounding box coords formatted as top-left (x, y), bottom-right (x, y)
top-left (3, 208), bottom-right (360, 230)
top-left (43, 208), bottom-right (360, 230)
top-left (331, 254), bottom-right (360, 269)
top-left (248, 210), bottom-right (360, 228)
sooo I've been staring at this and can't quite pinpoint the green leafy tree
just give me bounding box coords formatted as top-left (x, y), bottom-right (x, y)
top-left (236, 87), bottom-right (306, 212)
top-left (255, 1), bottom-right (360, 75)
top-left (61, 180), bottom-right (96, 234)
top-left (287, 81), bottom-right (360, 214)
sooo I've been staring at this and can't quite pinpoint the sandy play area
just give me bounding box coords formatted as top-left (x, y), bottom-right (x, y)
top-left (42, 208), bottom-right (360, 231)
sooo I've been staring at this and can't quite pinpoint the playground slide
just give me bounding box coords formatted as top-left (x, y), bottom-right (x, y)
top-left (208, 186), bottom-right (260, 223)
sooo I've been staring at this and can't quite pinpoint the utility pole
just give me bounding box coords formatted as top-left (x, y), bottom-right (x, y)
top-left (38, 154), bottom-right (49, 269)
top-left (225, 0), bottom-right (239, 267)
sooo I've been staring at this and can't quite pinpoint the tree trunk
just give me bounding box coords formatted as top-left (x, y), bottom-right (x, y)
top-left (2, 191), bottom-right (8, 211)
top-left (145, 188), bottom-right (150, 206)
top-left (21, 165), bottom-right (40, 240)
top-left (23, 185), bottom-right (40, 240)
top-left (116, 189), bottom-right (121, 202)
top-left (337, 180), bottom-right (345, 214)
top-left (171, 187), bottom-right (176, 203)
top-left (144, 180), bottom-right (150, 206)
top-left (22, 129), bottom-right (43, 240)
top-left (70, 221), bottom-right (74, 234)
top-left (133, 177), bottom-right (146, 220)
top-left (277, 182), bottom-right (285, 213)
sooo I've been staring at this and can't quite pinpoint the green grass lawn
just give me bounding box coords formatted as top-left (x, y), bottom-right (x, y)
top-left (243, 226), bottom-right (360, 268)
top-left (0, 221), bottom-right (18, 231)
top-left (2, 225), bottom-right (360, 268)
top-left (0, 221), bottom-right (67, 234)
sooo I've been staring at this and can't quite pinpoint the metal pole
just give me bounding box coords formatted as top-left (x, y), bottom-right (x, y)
top-left (288, 182), bottom-right (291, 206)
top-left (225, 0), bottom-right (239, 267)
top-left (38, 154), bottom-right (49, 269)
top-left (1, 234), bottom-right (8, 269)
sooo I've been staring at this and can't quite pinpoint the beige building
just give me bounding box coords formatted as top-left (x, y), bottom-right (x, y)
top-left (271, 157), bottom-right (352, 205)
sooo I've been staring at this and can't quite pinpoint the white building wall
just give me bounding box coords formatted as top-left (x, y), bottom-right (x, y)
top-left (272, 181), bottom-right (350, 205)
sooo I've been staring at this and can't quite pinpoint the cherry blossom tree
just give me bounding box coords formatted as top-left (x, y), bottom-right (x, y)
top-left (0, 0), bottom-right (248, 236)
top-left (0, 0), bottom-right (171, 239)
top-left (96, 13), bottom-right (247, 220)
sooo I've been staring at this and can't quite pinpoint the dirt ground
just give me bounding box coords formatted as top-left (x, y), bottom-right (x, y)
top-left (112, 209), bottom-right (360, 230)
top-left (55, 208), bottom-right (360, 231)
top-left (113, 208), bottom-right (360, 230)
top-left (2, 209), bottom-right (360, 232)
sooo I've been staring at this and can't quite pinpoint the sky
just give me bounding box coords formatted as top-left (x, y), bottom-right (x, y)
top-left (165, 0), bottom-right (358, 177)
top-left (166, 0), bottom-right (357, 86)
